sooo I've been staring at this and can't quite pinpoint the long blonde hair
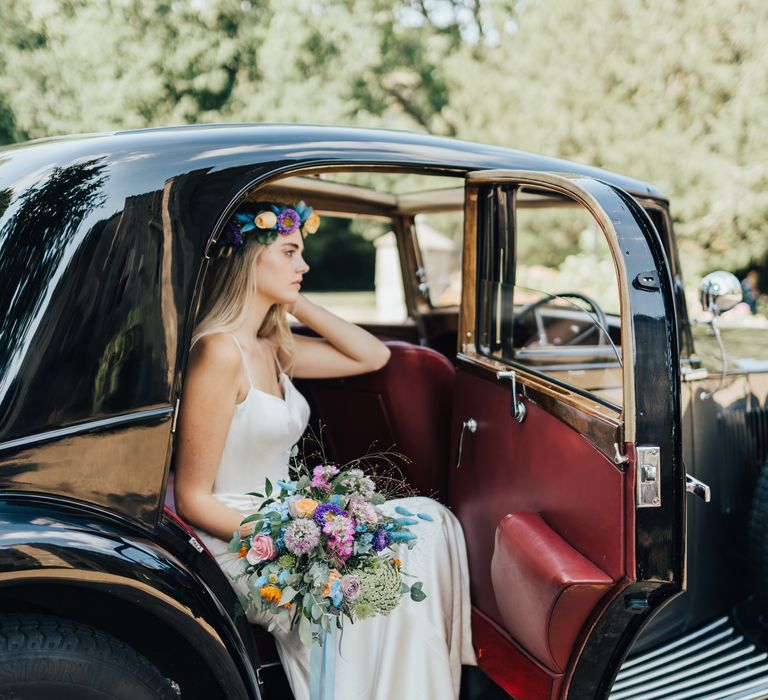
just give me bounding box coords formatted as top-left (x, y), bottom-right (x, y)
top-left (192, 231), bottom-right (296, 373)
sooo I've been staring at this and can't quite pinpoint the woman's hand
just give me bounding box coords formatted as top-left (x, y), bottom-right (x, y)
top-left (288, 295), bottom-right (391, 379)
top-left (239, 521), bottom-right (257, 538)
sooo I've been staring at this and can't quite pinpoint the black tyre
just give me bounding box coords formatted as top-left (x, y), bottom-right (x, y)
top-left (0, 614), bottom-right (179, 700)
top-left (749, 458), bottom-right (768, 613)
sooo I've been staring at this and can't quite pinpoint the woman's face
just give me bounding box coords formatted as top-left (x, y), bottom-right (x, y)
top-left (254, 229), bottom-right (310, 305)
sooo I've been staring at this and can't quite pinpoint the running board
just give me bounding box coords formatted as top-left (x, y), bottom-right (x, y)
top-left (609, 616), bottom-right (768, 700)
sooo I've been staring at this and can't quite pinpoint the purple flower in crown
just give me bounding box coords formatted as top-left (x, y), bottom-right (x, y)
top-left (225, 221), bottom-right (244, 246)
top-left (276, 207), bottom-right (301, 235)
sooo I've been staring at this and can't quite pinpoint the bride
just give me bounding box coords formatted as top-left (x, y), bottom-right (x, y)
top-left (174, 200), bottom-right (476, 700)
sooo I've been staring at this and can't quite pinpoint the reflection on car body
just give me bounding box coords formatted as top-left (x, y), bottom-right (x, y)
top-left (0, 124), bottom-right (766, 700)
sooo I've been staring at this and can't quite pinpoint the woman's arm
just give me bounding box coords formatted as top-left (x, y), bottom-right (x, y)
top-left (174, 334), bottom-right (254, 541)
top-left (289, 295), bottom-right (391, 379)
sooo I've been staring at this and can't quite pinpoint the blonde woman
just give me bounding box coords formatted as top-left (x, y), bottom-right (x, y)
top-left (174, 201), bottom-right (476, 700)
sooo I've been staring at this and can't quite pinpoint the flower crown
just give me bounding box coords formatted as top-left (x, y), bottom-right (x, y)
top-left (224, 201), bottom-right (320, 247)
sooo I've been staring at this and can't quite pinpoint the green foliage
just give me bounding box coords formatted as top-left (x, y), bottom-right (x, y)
top-left (0, 0), bottom-right (766, 281)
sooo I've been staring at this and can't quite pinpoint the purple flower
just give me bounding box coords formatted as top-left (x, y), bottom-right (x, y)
top-left (310, 464), bottom-right (340, 490)
top-left (276, 208), bottom-right (300, 235)
top-left (340, 574), bottom-right (361, 600)
top-left (283, 518), bottom-right (320, 555)
top-left (314, 502), bottom-right (344, 527)
top-left (372, 527), bottom-right (390, 552)
top-left (327, 537), bottom-right (354, 564)
top-left (225, 221), bottom-right (244, 246)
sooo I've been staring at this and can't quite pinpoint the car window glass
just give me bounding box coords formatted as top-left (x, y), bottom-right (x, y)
top-left (302, 214), bottom-right (407, 323)
top-left (412, 211), bottom-right (463, 307)
top-left (477, 187), bottom-right (623, 408)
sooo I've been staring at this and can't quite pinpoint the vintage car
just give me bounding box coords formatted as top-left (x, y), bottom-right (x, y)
top-left (0, 124), bottom-right (767, 700)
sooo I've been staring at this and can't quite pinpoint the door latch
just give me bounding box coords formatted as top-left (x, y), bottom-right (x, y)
top-left (455, 418), bottom-right (477, 469)
top-left (636, 446), bottom-right (661, 508)
top-left (686, 473), bottom-right (712, 502)
top-left (496, 370), bottom-right (526, 423)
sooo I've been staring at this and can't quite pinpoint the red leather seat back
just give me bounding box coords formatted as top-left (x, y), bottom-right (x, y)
top-left (297, 341), bottom-right (455, 499)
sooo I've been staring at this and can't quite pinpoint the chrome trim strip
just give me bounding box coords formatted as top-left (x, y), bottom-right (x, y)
top-left (0, 406), bottom-right (174, 453)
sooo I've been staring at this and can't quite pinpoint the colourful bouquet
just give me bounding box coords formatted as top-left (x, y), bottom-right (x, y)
top-left (228, 458), bottom-right (430, 649)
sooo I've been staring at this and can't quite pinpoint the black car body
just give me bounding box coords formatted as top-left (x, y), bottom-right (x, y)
top-left (0, 124), bottom-right (766, 699)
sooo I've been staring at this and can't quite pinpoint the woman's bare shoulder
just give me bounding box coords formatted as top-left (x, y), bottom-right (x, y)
top-left (190, 333), bottom-right (241, 376)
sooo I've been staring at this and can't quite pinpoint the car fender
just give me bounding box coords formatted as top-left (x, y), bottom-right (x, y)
top-left (0, 494), bottom-right (260, 700)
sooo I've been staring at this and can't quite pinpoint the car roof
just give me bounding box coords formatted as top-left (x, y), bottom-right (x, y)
top-left (0, 123), bottom-right (666, 201)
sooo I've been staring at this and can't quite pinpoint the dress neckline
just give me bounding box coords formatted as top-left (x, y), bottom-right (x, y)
top-left (235, 371), bottom-right (289, 408)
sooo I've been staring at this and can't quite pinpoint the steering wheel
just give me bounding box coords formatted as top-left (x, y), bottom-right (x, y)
top-left (516, 291), bottom-right (610, 347)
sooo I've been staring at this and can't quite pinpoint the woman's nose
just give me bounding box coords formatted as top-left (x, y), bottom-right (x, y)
top-left (297, 256), bottom-right (309, 273)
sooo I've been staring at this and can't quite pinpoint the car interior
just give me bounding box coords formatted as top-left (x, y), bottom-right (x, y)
top-left (166, 168), bottom-right (630, 697)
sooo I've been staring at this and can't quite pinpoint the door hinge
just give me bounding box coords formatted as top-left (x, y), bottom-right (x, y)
top-left (636, 446), bottom-right (661, 508)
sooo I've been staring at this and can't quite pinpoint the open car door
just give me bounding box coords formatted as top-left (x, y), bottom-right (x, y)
top-left (450, 171), bottom-right (684, 699)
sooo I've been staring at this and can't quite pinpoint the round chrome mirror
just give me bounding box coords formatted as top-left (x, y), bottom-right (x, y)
top-left (699, 271), bottom-right (742, 315)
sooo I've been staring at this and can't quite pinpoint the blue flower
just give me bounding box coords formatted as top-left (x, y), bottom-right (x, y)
top-left (254, 575), bottom-right (268, 588)
top-left (355, 524), bottom-right (368, 533)
top-left (395, 506), bottom-right (415, 516)
top-left (417, 513), bottom-right (434, 521)
top-left (330, 579), bottom-right (343, 608)
top-left (278, 569), bottom-right (290, 584)
top-left (395, 518), bottom-right (418, 526)
top-left (277, 480), bottom-right (296, 493)
top-left (390, 531), bottom-right (416, 542)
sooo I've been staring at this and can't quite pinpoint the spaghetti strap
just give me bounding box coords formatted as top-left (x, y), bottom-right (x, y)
top-left (271, 344), bottom-right (285, 376)
top-left (227, 333), bottom-right (254, 389)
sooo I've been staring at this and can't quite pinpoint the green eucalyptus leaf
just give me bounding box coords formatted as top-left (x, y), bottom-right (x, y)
top-left (299, 613), bottom-right (313, 648)
top-left (265, 478), bottom-right (273, 497)
top-left (240, 513), bottom-right (264, 525)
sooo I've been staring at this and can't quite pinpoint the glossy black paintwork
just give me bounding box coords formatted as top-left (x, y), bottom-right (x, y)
top-left (0, 124), bottom-right (671, 526)
top-left (0, 124), bottom-right (691, 699)
top-left (565, 180), bottom-right (683, 698)
top-left (0, 494), bottom-right (258, 699)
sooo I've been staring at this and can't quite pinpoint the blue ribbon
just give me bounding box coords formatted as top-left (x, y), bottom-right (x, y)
top-left (309, 622), bottom-right (336, 700)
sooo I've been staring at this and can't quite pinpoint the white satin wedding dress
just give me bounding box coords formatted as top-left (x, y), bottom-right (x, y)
top-left (195, 334), bottom-right (477, 700)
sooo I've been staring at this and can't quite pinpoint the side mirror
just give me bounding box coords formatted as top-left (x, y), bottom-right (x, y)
top-left (699, 271), bottom-right (742, 316)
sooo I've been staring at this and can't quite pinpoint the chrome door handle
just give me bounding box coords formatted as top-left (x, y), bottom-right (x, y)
top-left (496, 370), bottom-right (526, 423)
top-left (455, 418), bottom-right (477, 469)
top-left (686, 473), bottom-right (712, 502)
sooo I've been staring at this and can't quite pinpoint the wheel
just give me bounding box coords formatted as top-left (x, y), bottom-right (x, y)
top-left (516, 291), bottom-right (610, 346)
top-left (749, 458), bottom-right (768, 613)
top-left (0, 614), bottom-right (179, 700)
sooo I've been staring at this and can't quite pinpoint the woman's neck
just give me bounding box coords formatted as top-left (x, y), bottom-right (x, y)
top-left (236, 293), bottom-right (275, 344)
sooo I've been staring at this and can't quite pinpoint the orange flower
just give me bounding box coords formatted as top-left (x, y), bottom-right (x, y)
top-left (392, 559), bottom-right (401, 569)
top-left (238, 543), bottom-right (248, 559)
top-left (322, 569), bottom-right (342, 598)
top-left (303, 211), bottom-right (321, 235)
top-left (259, 584), bottom-right (283, 605)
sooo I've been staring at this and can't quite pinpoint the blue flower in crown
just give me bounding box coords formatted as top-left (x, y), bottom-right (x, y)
top-left (222, 201), bottom-right (320, 248)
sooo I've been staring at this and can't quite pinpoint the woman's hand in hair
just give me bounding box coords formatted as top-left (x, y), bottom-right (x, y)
top-left (288, 295), bottom-right (391, 379)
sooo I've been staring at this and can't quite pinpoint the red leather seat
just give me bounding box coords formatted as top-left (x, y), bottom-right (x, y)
top-left (297, 341), bottom-right (455, 500)
top-left (491, 512), bottom-right (613, 673)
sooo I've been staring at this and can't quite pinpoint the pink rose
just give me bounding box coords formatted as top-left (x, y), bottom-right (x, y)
top-left (340, 574), bottom-right (361, 600)
top-left (246, 534), bottom-right (278, 564)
